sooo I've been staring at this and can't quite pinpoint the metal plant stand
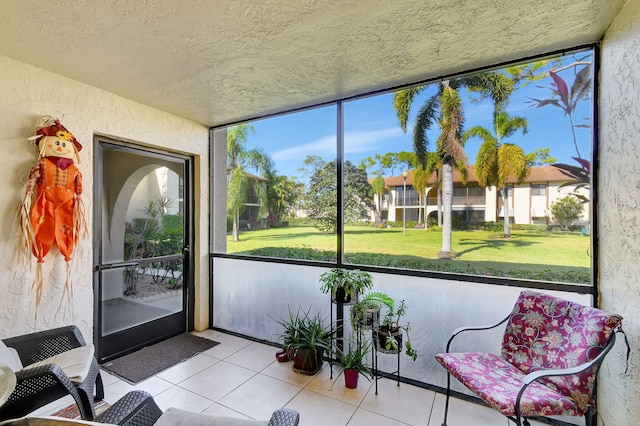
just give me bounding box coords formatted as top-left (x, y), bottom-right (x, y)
top-left (372, 327), bottom-right (401, 395)
top-left (328, 295), bottom-right (348, 380)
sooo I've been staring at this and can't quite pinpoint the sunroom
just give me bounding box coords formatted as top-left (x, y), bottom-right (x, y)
top-left (0, 1), bottom-right (637, 425)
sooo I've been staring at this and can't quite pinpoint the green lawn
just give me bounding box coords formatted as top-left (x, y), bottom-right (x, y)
top-left (226, 225), bottom-right (591, 283)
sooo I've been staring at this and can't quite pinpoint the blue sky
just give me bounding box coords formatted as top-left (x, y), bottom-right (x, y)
top-left (243, 52), bottom-right (592, 180)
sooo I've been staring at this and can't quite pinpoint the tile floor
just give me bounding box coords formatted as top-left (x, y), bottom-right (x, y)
top-left (33, 330), bottom-right (559, 425)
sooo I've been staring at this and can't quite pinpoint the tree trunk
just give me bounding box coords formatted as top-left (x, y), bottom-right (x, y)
top-left (502, 187), bottom-right (511, 238)
top-left (232, 210), bottom-right (240, 242)
top-left (436, 171), bottom-right (443, 227)
top-left (423, 189), bottom-right (428, 229)
top-left (438, 163), bottom-right (456, 259)
top-left (373, 192), bottom-right (384, 228)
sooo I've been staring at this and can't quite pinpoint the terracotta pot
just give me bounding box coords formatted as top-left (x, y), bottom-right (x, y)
top-left (343, 369), bottom-right (359, 389)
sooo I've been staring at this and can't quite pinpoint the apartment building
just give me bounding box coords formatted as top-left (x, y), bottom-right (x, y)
top-left (379, 165), bottom-right (587, 227)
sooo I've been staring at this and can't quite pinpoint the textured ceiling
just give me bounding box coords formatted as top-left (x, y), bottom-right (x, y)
top-left (0, 0), bottom-right (626, 127)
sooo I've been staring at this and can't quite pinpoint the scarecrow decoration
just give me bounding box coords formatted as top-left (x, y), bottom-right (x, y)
top-left (20, 115), bottom-right (86, 308)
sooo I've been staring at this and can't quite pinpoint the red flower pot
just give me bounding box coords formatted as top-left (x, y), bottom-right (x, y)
top-left (344, 369), bottom-right (359, 389)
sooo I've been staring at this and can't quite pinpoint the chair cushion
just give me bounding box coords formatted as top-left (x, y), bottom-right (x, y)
top-left (0, 341), bottom-right (23, 373)
top-left (500, 291), bottom-right (622, 412)
top-left (435, 352), bottom-right (583, 417)
top-left (24, 345), bottom-right (94, 384)
top-left (154, 407), bottom-right (268, 426)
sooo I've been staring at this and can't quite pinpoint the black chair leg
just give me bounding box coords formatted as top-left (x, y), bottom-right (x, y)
top-left (585, 407), bottom-right (594, 426)
top-left (95, 372), bottom-right (104, 401)
top-left (442, 372), bottom-right (451, 426)
top-left (507, 415), bottom-right (524, 426)
top-left (76, 387), bottom-right (96, 420)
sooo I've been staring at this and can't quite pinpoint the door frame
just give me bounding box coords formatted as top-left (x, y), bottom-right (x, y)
top-left (92, 136), bottom-right (195, 363)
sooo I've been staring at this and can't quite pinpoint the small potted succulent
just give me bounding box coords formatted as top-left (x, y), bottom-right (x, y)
top-left (319, 268), bottom-right (373, 305)
top-left (332, 337), bottom-right (372, 389)
top-left (375, 299), bottom-right (419, 361)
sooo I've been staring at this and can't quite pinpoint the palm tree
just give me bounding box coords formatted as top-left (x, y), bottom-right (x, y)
top-left (227, 125), bottom-right (273, 242)
top-left (394, 80), bottom-right (467, 259)
top-left (463, 110), bottom-right (529, 238)
top-left (411, 168), bottom-right (429, 228)
top-left (371, 175), bottom-right (386, 228)
top-left (266, 172), bottom-right (301, 227)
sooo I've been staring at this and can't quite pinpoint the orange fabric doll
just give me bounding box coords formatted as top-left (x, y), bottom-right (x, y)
top-left (20, 116), bottom-right (85, 306)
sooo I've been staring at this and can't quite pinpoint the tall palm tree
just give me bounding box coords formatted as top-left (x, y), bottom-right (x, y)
top-left (394, 81), bottom-right (467, 259)
top-left (411, 168), bottom-right (429, 228)
top-left (227, 125), bottom-right (273, 242)
top-left (463, 110), bottom-right (529, 238)
top-left (371, 175), bottom-right (386, 228)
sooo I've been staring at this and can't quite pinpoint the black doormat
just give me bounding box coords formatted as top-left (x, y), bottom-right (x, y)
top-left (101, 333), bottom-right (219, 383)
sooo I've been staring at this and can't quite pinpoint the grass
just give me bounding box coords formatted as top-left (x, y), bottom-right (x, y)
top-left (226, 225), bottom-right (591, 284)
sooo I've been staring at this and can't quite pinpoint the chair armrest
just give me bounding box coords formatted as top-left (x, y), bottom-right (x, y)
top-left (13, 363), bottom-right (78, 393)
top-left (445, 315), bottom-right (510, 353)
top-left (514, 332), bottom-right (617, 418)
top-left (268, 408), bottom-right (300, 426)
top-left (3, 326), bottom-right (86, 365)
top-left (96, 390), bottom-right (162, 426)
top-left (522, 331), bottom-right (617, 386)
top-left (0, 364), bottom-right (81, 420)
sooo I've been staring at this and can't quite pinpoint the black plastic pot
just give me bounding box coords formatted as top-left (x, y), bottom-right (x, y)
top-left (332, 287), bottom-right (356, 305)
top-left (375, 326), bottom-right (402, 354)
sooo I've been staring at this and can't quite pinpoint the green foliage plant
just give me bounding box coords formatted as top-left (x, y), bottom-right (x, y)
top-left (274, 307), bottom-right (333, 367)
top-left (350, 291), bottom-right (393, 329)
top-left (319, 268), bottom-right (373, 302)
top-left (333, 337), bottom-right (373, 381)
top-left (379, 299), bottom-right (419, 361)
top-left (272, 307), bottom-right (304, 350)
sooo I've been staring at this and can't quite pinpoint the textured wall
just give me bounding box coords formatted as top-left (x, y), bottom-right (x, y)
top-left (0, 55), bottom-right (209, 340)
top-left (599, 0), bottom-right (640, 424)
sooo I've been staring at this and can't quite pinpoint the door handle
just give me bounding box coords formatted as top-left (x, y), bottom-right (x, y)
top-left (94, 261), bottom-right (139, 271)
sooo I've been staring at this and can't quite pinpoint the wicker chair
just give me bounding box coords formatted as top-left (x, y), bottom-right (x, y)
top-left (0, 326), bottom-right (103, 421)
top-left (0, 391), bottom-right (299, 425)
top-left (95, 391), bottom-right (163, 426)
top-left (96, 391), bottom-right (300, 426)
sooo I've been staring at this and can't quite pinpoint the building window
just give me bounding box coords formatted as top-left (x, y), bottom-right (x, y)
top-left (213, 46), bottom-right (595, 287)
top-left (532, 183), bottom-right (546, 195)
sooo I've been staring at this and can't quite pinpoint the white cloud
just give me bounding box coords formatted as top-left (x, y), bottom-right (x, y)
top-left (271, 127), bottom-right (403, 161)
top-left (344, 127), bottom-right (403, 154)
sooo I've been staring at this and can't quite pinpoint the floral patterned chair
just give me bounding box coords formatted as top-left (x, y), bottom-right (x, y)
top-left (434, 290), bottom-right (623, 426)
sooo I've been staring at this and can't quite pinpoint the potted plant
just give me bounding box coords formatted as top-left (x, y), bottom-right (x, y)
top-left (333, 338), bottom-right (373, 389)
top-left (319, 268), bottom-right (373, 305)
top-left (283, 308), bottom-right (333, 375)
top-left (375, 299), bottom-right (419, 361)
top-left (350, 291), bottom-right (393, 330)
top-left (272, 307), bottom-right (304, 362)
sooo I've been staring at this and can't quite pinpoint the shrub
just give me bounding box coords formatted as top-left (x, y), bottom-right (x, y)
top-left (551, 196), bottom-right (583, 230)
top-left (163, 214), bottom-right (183, 230)
top-left (240, 246), bottom-right (589, 284)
